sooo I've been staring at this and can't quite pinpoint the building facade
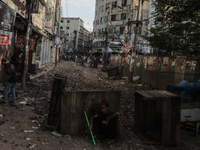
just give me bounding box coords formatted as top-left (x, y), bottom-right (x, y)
top-left (93, 0), bottom-right (150, 53)
top-left (0, 0), bottom-right (61, 83)
top-left (35, 0), bottom-right (62, 68)
top-left (60, 17), bottom-right (89, 54)
top-left (93, 0), bottom-right (133, 52)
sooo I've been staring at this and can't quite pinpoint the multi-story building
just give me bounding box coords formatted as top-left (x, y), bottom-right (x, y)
top-left (60, 17), bottom-right (89, 54)
top-left (34, 0), bottom-right (62, 68)
top-left (145, 0), bottom-right (156, 53)
top-left (0, 0), bottom-right (62, 83)
top-left (93, 0), bottom-right (150, 53)
top-left (93, 0), bottom-right (134, 52)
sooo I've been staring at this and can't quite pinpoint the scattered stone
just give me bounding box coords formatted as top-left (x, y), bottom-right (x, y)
top-left (51, 131), bottom-right (61, 137)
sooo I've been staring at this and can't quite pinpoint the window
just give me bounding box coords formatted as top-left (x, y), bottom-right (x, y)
top-left (109, 28), bottom-right (114, 33)
top-left (105, 3), bottom-right (109, 10)
top-left (111, 14), bottom-right (116, 21)
top-left (120, 27), bottom-right (125, 34)
top-left (100, 17), bottom-right (103, 24)
top-left (151, 20), bottom-right (155, 25)
top-left (101, 5), bottom-right (104, 12)
top-left (66, 33), bottom-right (69, 36)
top-left (99, 29), bottom-right (102, 35)
top-left (67, 27), bottom-right (69, 29)
top-left (121, 13), bottom-right (126, 20)
top-left (61, 20), bottom-right (63, 23)
top-left (96, 20), bottom-right (99, 25)
top-left (104, 16), bottom-right (108, 22)
top-left (112, 1), bottom-right (117, 8)
top-left (67, 20), bottom-right (70, 23)
top-left (122, 0), bottom-right (127, 7)
top-left (60, 26), bottom-right (63, 29)
top-left (115, 27), bottom-right (120, 34)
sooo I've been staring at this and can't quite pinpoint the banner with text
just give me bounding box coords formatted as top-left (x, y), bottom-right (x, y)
top-left (45, 13), bottom-right (53, 28)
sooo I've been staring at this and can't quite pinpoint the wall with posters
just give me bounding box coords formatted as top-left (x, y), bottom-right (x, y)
top-left (0, 1), bottom-right (16, 82)
top-left (111, 54), bottom-right (200, 90)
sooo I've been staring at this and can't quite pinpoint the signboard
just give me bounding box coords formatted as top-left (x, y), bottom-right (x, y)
top-left (109, 21), bottom-right (124, 26)
top-left (32, 0), bottom-right (39, 13)
top-left (123, 26), bottom-right (128, 37)
top-left (2, 0), bottom-right (26, 18)
top-left (0, 34), bottom-right (9, 44)
top-left (32, 1), bottom-right (43, 29)
top-left (45, 13), bottom-right (52, 28)
top-left (0, 1), bottom-right (16, 45)
top-left (55, 36), bottom-right (59, 45)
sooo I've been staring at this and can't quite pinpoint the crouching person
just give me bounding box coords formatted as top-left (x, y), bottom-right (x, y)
top-left (89, 100), bottom-right (119, 143)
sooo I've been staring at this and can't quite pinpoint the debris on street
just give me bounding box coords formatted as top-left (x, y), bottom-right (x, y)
top-left (0, 61), bottom-right (198, 150)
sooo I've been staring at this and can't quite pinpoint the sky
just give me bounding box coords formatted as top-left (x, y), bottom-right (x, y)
top-left (61, 0), bottom-right (95, 31)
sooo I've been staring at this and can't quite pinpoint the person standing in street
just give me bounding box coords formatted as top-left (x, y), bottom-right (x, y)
top-left (1, 58), bottom-right (18, 106)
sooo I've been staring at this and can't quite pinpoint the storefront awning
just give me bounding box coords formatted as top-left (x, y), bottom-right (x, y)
top-left (31, 27), bottom-right (49, 39)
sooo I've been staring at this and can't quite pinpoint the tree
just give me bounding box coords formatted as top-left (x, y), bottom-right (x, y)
top-left (142, 0), bottom-right (200, 56)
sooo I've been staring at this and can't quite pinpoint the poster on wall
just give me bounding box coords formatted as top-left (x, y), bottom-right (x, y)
top-left (45, 13), bottom-right (52, 28)
top-left (0, 30), bottom-right (13, 45)
top-left (0, 1), bottom-right (16, 45)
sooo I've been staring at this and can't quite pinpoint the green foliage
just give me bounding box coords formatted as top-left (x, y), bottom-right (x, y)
top-left (142, 0), bottom-right (200, 55)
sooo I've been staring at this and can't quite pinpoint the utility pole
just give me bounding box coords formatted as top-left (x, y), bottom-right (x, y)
top-left (74, 30), bottom-right (77, 53)
top-left (128, 0), bottom-right (141, 82)
top-left (103, 3), bottom-right (110, 68)
top-left (21, 0), bottom-right (33, 89)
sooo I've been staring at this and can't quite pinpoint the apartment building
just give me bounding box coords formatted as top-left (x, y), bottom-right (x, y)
top-left (93, 0), bottom-right (132, 52)
top-left (93, 0), bottom-right (150, 53)
top-left (60, 17), bottom-right (89, 54)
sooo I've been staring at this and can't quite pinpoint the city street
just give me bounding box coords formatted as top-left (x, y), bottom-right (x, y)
top-left (0, 61), bottom-right (199, 150)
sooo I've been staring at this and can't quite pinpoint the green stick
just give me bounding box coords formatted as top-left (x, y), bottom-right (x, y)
top-left (84, 111), bottom-right (96, 145)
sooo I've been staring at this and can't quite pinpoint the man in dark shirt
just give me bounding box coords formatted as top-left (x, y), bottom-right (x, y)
top-left (10, 49), bottom-right (23, 68)
top-left (89, 100), bottom-right (119, 143)
top-left (1, 58), bottom-right (18, 106)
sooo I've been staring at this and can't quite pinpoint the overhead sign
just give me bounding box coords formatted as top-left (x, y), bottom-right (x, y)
top-left (32, 0), bottom-right (39, 13)
top-left (45, 13), bottom-right (53, 28)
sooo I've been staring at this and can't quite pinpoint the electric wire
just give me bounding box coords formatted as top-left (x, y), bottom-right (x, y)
top-left (74, 0), bottom-right (95, 12)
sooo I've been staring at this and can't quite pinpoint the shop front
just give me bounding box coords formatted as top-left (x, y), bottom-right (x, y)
top-left (0, 1), bottom-right (16, 82)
